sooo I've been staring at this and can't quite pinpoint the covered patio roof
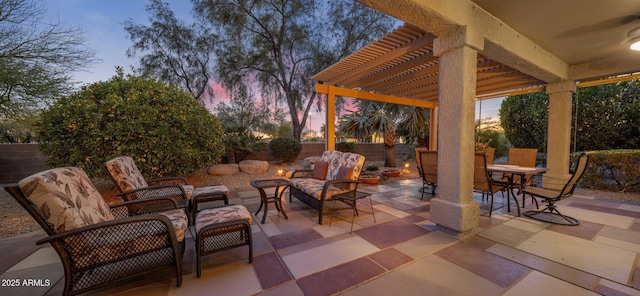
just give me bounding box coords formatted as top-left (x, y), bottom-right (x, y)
top-left (313, 0), bottom-right (640, 103)
top-left (312, 23), bottom-right (547, 102)
top-left (313, 0), bottom-right (640, 238)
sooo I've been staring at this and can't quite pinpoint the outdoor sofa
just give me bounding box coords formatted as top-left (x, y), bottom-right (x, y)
top-left (289, 150), bottom-right (365, 224)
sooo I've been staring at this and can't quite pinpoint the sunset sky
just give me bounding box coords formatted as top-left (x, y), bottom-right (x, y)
top-left (43, 0), bottom-right (503, 129)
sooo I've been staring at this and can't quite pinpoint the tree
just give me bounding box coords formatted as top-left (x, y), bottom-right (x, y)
top-left (214, 83), bottom-right (277, 162)
top-left (193, 0), bottom-right (393, 140)
top-left (0, 0), bottom-right (96, 120)
top-left (124, 0), bottom-right (217, 102)
top-left (36, 68), bottom-right (225, 178)
top-left (338, 100), bottom-right (429, 167)
top-left (574, 81), bottom-right (640, 151)
top-left (499, 80), bottom-right (640, 152)
top-left (499, 92), bottom-right (548, 151)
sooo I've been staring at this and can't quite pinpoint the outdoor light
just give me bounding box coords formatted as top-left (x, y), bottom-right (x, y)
top-left (276, 168), bottom-right (284, 176)
top-left (628, 27), bottom-right (640, 51)
top-left (401, 162), bottom-right (411, 174)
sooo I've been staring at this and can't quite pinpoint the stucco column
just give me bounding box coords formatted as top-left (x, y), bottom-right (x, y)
top-left (544, 81), bottom-right (576, 189)
top-left (430, 27), bottom-right (483, 239)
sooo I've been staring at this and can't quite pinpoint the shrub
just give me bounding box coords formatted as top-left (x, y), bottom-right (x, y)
top-left (365, 164), bottom-right (379, 171)
top-left (269, 137), bottom-right (302, 162)
top-left (336, 141), bottom-right (355, 152)
top-left (579, 150), bottom-right (640, 193)
top-left (36, 69), bottom-right (225, 178)
top-left (223, 126), bottom-right (268, 163)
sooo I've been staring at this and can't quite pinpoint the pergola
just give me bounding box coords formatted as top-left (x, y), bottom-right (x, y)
top-left (312, 0), bottom-right (640, 238)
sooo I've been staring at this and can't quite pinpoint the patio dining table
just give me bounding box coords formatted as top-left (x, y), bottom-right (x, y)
top-left (486, 164), bottom-right (548, 216)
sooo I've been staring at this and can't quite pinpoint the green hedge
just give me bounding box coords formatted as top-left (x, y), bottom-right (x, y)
top-left (36, 69), bottom-right (225, 178)
top-left (269, 137), bottom-right (302, 163)
top-left (579, 150), bottom-right (640, 192)
top-left (336, 141), bottom-right (355, 152)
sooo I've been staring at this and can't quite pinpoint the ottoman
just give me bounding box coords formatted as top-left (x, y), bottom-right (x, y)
top-left (190, 185), bottom-right (230, 224)
top-left (195, 204), bottom-right (253, 277)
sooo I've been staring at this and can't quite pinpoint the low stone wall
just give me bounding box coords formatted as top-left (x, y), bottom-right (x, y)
top-left (0, 144), bottom-right (48, 183)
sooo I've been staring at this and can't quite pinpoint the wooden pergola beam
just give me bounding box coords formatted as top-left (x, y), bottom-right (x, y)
top-left (315, 84), bottom-right (437, 108)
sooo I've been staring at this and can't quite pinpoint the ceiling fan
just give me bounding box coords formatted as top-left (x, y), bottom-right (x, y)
top-left (556, 14), bottom-right (640, 38)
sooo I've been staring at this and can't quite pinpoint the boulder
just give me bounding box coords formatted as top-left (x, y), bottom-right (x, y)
top-left (299, 156), bottom-right (321, 170)
top-left (239, 160), bottom-right (269, 174)
top-left (207, 163), bottom-right (240, 175)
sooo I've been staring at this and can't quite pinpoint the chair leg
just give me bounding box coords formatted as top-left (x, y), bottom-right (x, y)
top-left (523, 200), bottom-right (579, 226)
top-left (488, 192), bottom-right (494, 217)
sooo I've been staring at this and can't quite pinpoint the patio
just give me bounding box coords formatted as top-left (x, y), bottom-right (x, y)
top-left (2, 178), bottom-right (640, 295)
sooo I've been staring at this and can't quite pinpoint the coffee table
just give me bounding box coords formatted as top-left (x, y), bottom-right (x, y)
top-left (250, 178), bottom-right (290, 224)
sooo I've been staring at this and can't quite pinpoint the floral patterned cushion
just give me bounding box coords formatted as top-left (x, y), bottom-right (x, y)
top-left (18, 167), bottom-right (115, 233)
top-left (192, 185), bottom-right (228, 197)
top-left (289, 178), bottom-right (350, 200)
top-left (158, 209), bottom-right (188, 242)
top-left (105, 156), bottom-right (149, 192)
top-left (195, 205), bottom-right (252, 233)
top-left (321, 151), bottom-right (365, 181)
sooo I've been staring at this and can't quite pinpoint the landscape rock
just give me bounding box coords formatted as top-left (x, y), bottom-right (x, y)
top-left (239, 160), bottom-right (270, 174)
top-left (207, 163), bottom-right (240, 175)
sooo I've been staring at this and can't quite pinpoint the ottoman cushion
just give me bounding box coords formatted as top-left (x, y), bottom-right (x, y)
top-left (195, 205), bottom-right (252, 233)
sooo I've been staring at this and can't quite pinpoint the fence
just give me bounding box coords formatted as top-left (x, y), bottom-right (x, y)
top-left (0, 143), bottom-right (415, 183)
top-left (0, 144), bottom-right (48, 183)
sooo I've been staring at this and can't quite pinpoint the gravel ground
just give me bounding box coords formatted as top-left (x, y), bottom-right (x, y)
top-left (2, 160), bottom-right (639, 239)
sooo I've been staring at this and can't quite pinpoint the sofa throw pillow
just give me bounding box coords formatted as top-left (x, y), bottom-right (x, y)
top-left (313, 161), bottom-right (329, 180)
top-left (336, 166), bottom-right (354, 180)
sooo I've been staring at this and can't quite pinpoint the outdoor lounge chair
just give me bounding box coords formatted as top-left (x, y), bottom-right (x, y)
top-left (474, 152), bottom-right (505, 216)
top-left (4, 167), bottom-right (187, 295)
top-left (522, 151), bottom-right (595, 225)
top-left (418, 150), bottom-right (438, 200)
top-left (104, 156), bottom-right (229, 220)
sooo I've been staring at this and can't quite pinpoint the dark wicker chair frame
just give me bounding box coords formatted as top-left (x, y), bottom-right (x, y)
top-left (289, 169), bottom-right (361, 224)
top-left (5, 186), bottom-right (185, 296)
top-left (102, 165), bottom-right (191, 208)
top-left (197, 216), bottom-right (253, 277)
top-left (474, 152), bottom-right (506, 216)
top-left (418, 150), bottom-right (438, 200)
top-left (522, 151), bottom-right (595, 226)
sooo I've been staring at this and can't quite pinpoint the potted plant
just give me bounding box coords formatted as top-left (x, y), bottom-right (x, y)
top-left (381, 169), bottom-right (401, 177)
top-left (359, 163), bottom-right (381, 184)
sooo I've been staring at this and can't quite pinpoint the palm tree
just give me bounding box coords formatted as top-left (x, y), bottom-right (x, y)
top-left (338, 100), bottom-right (429, 167)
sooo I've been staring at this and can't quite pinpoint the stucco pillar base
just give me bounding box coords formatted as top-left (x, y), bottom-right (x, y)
top-left (430, 198), bottom-right (479, 239)
top-left (542, 173), bottom-right (572, 190)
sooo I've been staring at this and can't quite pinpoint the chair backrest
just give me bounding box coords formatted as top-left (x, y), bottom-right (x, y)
top-left (10, 167), bottom-right (115, 235)
top-left (559, 151), bottom-right (594, 197)
top-left (104, 156), bottom-right (149, 192)
top-left (507, 148), bottom-right (537, 167)
top-left (473, 152), bottom-right (494, 193)
top-left (415, 147), bottom-right (428, 174)
top-left (485, 148), bottom-right (496, 165)
top-left (419, 150), bottom-right (438, 184)
top-left (320, 150), bottom-right (366, 181)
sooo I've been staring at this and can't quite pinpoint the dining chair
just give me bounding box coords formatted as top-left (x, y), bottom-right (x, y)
top-left (414, 147), bottom-right (429, 196)
top-left (522, 151), bottom-right (595, 225)
top-left (418, 150), bottom-right (438, 200)
top-left (492, 148), bottom-right (538, 205)
top-left (474, 152), bottom-right (505, 216)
